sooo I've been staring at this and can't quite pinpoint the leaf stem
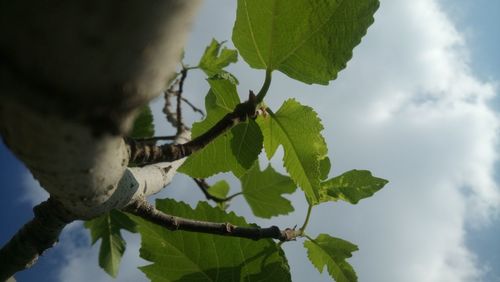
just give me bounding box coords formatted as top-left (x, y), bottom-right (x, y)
top-left (304, 234), bottom-right (314, 242)
top-left (299, 204), bottom-right (313, 233)
top-left (256, 69), bottom-right (272, 103)
top-left (184, 66), bottom-right (200, 71)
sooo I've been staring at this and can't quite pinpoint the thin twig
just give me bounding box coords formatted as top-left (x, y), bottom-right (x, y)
top-left (124, 198), bottom-right (300, 242)
top-left (181, 97), bottom-right (205, 117)
top-left (193, 178), bottom-right (243, 203)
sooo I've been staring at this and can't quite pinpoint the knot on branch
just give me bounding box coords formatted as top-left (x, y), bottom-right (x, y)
top-left (233, 91), bottom-right (258, 122)
top-left (279, 227), bottom-right (302, 242)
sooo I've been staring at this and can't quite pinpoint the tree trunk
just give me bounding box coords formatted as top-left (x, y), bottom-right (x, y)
top-left (0, 1), bottom-right (201, 278)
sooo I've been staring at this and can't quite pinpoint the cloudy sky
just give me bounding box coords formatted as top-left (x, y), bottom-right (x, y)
top-left (1, 0), bottom-right (499, 281)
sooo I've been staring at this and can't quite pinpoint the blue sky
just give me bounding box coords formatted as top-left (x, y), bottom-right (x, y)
top-left (441, 0), bottom-right (500, 80)
top-left (1, 1), bottom-right (500, 281)
top-left (443, 1), bottom-right (500, 281)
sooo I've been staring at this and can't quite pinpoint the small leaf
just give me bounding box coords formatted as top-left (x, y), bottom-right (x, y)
top-left (319, 157), bottom-right (332, 180)
top-left (232, 0), bottom-right (379, 84)
top-left (129, 105), bottom-right (154, 138)
top-left (84, 210), bottom-right (137, 277)
top-left (304, 234), bottom-right (358, 282)
top-left (199, 39), bottom-right (238, 77)
top-left (241, 162), bottom-right (297, 218)
top-left (130, 199), bottom-right (291, 281)
top-left (179, 77), bottom-right (262, 178)
top-left (208, 180), bottom-right (231, 210)
top-left (257, 99), bottom-right (327, 204)
top-left (207, 180), bottom-right (230, 199)
top-left (319, 170), bottom-right (388, 204)
top-left (213, 70), bottom-right (240, 85)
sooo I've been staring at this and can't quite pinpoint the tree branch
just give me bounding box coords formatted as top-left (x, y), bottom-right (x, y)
top-left (0, 198), bottom-right (76, 281)
top-left (132, 135), bottom-right (177, 143)
top-left (127, 91), bottom-right (259, 165)
top-left (124, 198), bottom-right (300, 242)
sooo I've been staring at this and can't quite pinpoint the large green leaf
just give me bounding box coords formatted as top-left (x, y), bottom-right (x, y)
top-left (232, 0), bottom-right (379, 84)
top-left (179, 77), bottom-right (262, 178)
top-left (84, 210), bottom-right (138, 277)
top-left (131, 199), bottom-right (291, 281)
top-left (319, 170), bottom-right (388, 204)
top-left (240, 162), bottom-right (296, 218)
top-left (199, 39), bottom-right (238, 76)
top-left (130, 105), bottom-right (155, 138)
top-left (257, 99), bottom-right (327, 204)
top-left (304, 234), bottom-right (358, 282)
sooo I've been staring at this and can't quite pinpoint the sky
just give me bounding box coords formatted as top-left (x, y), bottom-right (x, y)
top-left (1, 0), bottom-right (499, 281)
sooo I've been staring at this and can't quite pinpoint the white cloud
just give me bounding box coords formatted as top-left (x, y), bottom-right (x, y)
top-left (53, 0), bottom-right (499, 281)
top-left (20, 172), bottom-right (48, 206)
top-left (275, 0), bottom-right (499, 281)
top-left (57, 223), bottom-right (147, 282)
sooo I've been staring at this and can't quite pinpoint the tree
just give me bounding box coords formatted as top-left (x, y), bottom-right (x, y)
top-left (0, 0), bottom-right (388, 281)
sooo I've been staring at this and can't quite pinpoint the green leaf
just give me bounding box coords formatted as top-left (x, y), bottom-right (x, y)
top-left (257, 99), bottom-right (327, 204)
top-left (208, 180), bottom-right (231, 210)
top-left (304, 234), bottom-right (358, 282)
top-left (214, 70), bottom-right (240, 85)
top-left (319, 170), bottom-right (388, 204)
top-left (131, 199), bottom-right (291, 282)
top-left (319, 157), bottom-right (332, 180)
top-left (232, 0), bottom-right (379, 84)
top-left (240, 162), bottom-right (296, 218)
top-left (208, 180), bottom-right (231, 199)
top-left (230, 119), bottom-right (263, 170)
top-left (179, 77), bottom-right (262, 178)
top-left (199, 39), bottom-right (238, 76)
top-left (84, 210), bottom-right (137, 277)
top-left (130, 105), bottom-right (155, 138)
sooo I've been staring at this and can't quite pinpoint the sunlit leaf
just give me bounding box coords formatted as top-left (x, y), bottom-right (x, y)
top-left (319, 170), bottom-right (388, 204)
top-left (131, 199), bottom-right (291, 281)
top-left (179, 77), bottom-right (262, 178)
top-left (207, 180), bottom-right (231, 199)
top-left (241, 162), bottom-right (296, 218)
top-left (84, 210), bottom-right (137, 277)
top-left (232, 0), bottom-right (379, 84)
top-left (304, 234), bottom-right (358, 282)
top-left (257, 99), bottom-right (327, 204)
top-left (319, 157), bottom-right (332, 180)
top-left (199, 39), bottom-right (238, 76)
